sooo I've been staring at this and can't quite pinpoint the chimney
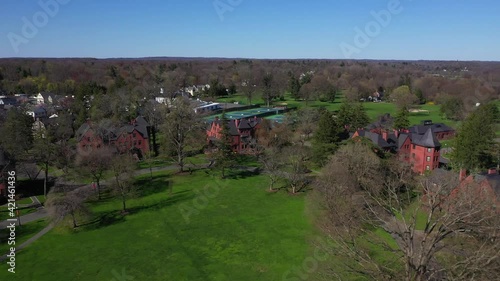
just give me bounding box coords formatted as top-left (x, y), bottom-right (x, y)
top-left (382, 130), bottom-right (389, 141)
top-left (488, 168), bottom-right (497, 175)
top-left (235, 119), bottom-right (239, 128)
top-left (394, 129), bottom-right (399, 138)
top-left (459, 169), bottom-right (467, 181)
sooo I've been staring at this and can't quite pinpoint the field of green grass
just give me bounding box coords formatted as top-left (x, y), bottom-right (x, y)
top-left (216, 92), bottom-right (456, 128)
top-left (0, 219), bottom-right (48, 255)
top-left (0, 170), bottom-right (312, 281)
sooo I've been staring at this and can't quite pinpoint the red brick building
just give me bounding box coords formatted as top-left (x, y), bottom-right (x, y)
top-left (455, 168), bottom-right (500, 208)
top-left (207, 117), bottom-right (262, 154)
top-left (76, 117), bottom-right (150, 158)
top-left (352, 127), bottom-right (442, 174)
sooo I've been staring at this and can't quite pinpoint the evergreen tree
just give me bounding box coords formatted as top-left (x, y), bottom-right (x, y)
top-left (394, 106), bottom-right (410, 130)
top-left (213, 113), bottom-right (237, 178)
top-left (313, 110), bottom-right (343, 165)
top-left (288, 74), bottom-right (301, 100)
top-left (0, 109), bottom-right (34, 162)
top-left (337, 102), bottom-right (369, 132)
top-left (451, 103), bottom-right (498, 171)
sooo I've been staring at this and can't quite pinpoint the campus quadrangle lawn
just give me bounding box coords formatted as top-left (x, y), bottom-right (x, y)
top-left (0, 171), bottom-right (313, 281)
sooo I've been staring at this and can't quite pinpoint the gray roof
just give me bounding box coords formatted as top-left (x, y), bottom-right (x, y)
top-left (411, 128), bottom-right (441, 148)
top-left (355, 130), bottom-right (396, 149)
top-left (409, 122), bottom-right (454, 135)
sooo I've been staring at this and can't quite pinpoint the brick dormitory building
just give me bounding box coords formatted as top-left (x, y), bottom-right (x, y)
top-left (206, 116), bottom-right (263, 154)
top-left (76, 116), bottom-right (151, 158)
top-left (352, 115), bottom-right (455, 174)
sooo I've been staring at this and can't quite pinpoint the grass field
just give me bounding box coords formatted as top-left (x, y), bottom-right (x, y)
top-left (0, 170), bottom-right (312, 281)
top-left (216, 93), bottom-right (457, 128)
top-left (0, 219), bottom-right (48, 255)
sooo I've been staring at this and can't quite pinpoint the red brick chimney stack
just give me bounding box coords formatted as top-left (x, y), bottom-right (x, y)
top-left (382, 131), bottom-right (389, 141)
top-left (459, 169), bottom-right (467, 181)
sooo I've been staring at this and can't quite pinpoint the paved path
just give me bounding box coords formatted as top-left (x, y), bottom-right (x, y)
top-left (0, 163), bottom-right (211, 258)
top-left (0, 223), bottom-right (54, 262)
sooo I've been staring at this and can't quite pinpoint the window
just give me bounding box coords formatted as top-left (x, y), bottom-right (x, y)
top-left (413, 145), bottom-right (416, 149)
top-left (426, 156), bottom-right (431, 162)
top-left (426, 165), bottom-right (430, 171)
top-left (427, 148), bottom-right (432, 153)
top-left (412, 153), bottom-right (415, 159)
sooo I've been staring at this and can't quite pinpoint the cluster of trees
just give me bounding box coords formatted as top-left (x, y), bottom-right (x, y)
top-left (1, 59), bottom-right (498, 117)
top-left (451, 102), bottom-right (500, 171)
top-left (314, 142), bottom-right (500, 280)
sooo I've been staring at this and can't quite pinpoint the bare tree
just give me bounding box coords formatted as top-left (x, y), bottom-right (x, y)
top-left (161, 97), bottom-right (204, 172)
top-left (314, 142), bottom-right (500, 281)
top-left (109, 154), bottom-right (136, 213)
top-left (279, 145), bottom-right (311, 194)
top-left (76, 147), bottom-right (114, 200)
top-left (259, 147), bottom-right (283, 191)
top-left (45, 185), bottom-right (92, 228)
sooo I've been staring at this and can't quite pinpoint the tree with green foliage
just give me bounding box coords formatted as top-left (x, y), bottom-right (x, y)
top-left (288, 74), bottom-right (301, 100)
top-left (313, 110), bottom-right (344, 165)
top-left (394, 106), bottom-right (410, 130)
top-left (337, 102), bottom-right (369, 132)
top-left (414, 88), bottom-right (426, 104)
top-left (32, 129), bottom-right (57, 198)
top-left (0, 109), bottom-right (33, 163)
top-left (451, 103), bottom-right (499, 171)
top-left (213, 114), bottom-right (237, 178)
top-left (391, 85), bottom-right (418, 110)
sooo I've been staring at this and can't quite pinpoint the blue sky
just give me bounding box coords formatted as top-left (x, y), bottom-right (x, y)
top-left (0, 0), bottom-right (499, 60)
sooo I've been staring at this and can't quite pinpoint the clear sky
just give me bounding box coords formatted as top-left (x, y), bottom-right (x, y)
top-left (0, 0), bottom-right (499, 60)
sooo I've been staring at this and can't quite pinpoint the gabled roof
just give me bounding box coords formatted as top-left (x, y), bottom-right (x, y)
top-left (75, 123), bottom-right (91, 141)
top-left (355, 130), bottom-right (396, 149)
top-left (397, 133), bottom-right (410, 149)
top-left (411, 128), bottom-right (441, 148)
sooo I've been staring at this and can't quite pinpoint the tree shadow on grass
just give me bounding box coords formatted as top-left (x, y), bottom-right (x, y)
top-left (135, 174), bottom-right (172, 197)
top-left (225, 167), bottom-right (260, 180)
top-left (81, 190), bottom-right (194, 231)
top-left (127, 190), bottom-right (194, 215)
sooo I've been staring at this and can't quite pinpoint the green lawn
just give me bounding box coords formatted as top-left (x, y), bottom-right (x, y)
top-left (216, 93), bottom-right (456, 128)
top-left (0, 170), bottom-right (312, 281)
top-left (0, 205), bottom-right (38, 222)
top-left (0, 219), bottom-right (49, 255)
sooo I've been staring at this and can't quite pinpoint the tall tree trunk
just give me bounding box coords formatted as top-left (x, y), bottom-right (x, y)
top-left (149, 161), bottom-right (153, 182)
top-left (122, 192), bottom-right (127, 212)
top-left (152, 126), bottom-right (158, 156)
top-left (96, 179), bottom-right (101, 200)
top-left (44, 162), bottom-right (48, 198)
top-left (71, 211), bottom-right (77, 228)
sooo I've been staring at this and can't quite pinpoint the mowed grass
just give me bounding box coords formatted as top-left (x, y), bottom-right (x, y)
top-left (0, 219), bottom-right (48, 255)
top-left (217, 93), bottom-right (456, 127)
top-left (0, 170), bottom-right (312, 281)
